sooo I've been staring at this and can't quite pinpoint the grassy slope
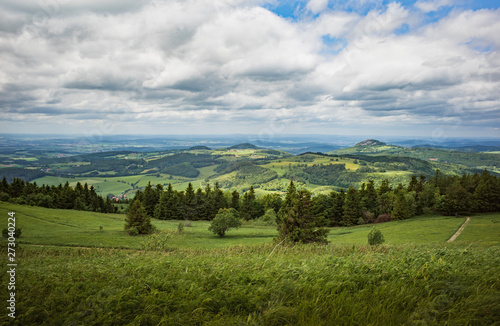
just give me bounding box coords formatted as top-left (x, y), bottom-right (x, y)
top-left (2, 202), bottom-right (499, 249)
top-left (1, 202), bottom-right (499, 325)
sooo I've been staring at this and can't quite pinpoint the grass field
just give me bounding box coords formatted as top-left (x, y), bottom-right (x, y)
top-left (2, 202), bottom-right (498, 249)
top-left (1, 202), bottom-right (499, 325)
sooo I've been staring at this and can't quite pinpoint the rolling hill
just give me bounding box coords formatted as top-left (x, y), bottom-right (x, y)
top-left (0, 139), bottom-right (497, 198)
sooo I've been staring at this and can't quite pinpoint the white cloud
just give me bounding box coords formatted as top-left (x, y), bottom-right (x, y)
top-left (415, 0), bottom-right (451, 13)
top-left (0, 0), bottom-right (499, 137)
top-left (306, 0), bottom-right (329, 14)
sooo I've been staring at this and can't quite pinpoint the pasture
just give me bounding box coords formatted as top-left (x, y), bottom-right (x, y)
top-left (1, 202), bottom-right (499, 325)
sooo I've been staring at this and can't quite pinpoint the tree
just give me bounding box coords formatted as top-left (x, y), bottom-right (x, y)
top-left (361, 180), bottom-right (379, 218)
top-left (208, 208), bottom-right (241, 237)
top-left (125, 200), bottom-right (154, 235)
top-left (259, 208), bottom-right (277, 225)
top-left (342, 186), bottom-right (361, 226)
top-left (143, 182), bottom-right (159, 217)
top-left (230, 190), bottom-right (240, 211)
top-left (155, 184), bottom-right (181, 220)
top-left (240, 186), bottom-right (259, 220)
top-left (442, 179), bottom-right (470, 215)
top-left (367, 228), bottom-right (385, 246)
top-left (276, 181), bottom-right (328, 244)
top-left (181, 182), bottom-right (197, 220)
top-left (325, 189), bottom-right (344, 226)
top-left (473, 170), bottom-right (500, 212)
top-left (392, 190), bottom-right (410, 220)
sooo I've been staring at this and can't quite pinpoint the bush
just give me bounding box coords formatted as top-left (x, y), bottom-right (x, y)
top-left (375, 214), bottom-right (392, 224)
top-left (177, 222), bottom-right (184, 233)
top-left (256, 209), bottom-right (277, 226)
top-left (141, 231), bottom-right (174, 251)
top-left (368, 228), bottom-right (385, 246)
top-left (208, 208), bottom-right (241, 237)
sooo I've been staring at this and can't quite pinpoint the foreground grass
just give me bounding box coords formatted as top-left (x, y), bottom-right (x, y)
top-left (2, 244), bottom-right (499, 325)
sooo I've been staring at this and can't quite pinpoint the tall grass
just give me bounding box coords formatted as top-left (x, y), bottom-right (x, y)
top-left (2, 243), bottom-right (499, 325)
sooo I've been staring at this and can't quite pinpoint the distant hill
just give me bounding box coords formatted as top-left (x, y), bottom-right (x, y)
top-left (228, 143), bottom-right (259, 150)
top-left (355, 139), bottom-right (386, 147)
top-left (188, 146), bottom-right (212, 150)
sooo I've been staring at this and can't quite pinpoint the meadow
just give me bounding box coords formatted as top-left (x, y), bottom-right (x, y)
top-left (1, 202), bottom-right (499, 325)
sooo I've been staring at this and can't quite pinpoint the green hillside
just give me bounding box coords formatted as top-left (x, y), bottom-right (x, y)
top-left (3, 202), bottom-right (499, 249)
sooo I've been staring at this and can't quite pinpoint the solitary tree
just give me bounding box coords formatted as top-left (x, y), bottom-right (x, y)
top-left (125, 200), bottom-right (154, 235)
top-left (277, 181), bottom-right (329, 244)
top-left (208, 208), bottom-right (241, 237)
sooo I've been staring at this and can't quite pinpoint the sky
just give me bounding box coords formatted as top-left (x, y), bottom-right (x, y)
top-left (0, 0), bottom-right (499, 140)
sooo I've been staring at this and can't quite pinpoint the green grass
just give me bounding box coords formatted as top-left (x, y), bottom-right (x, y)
top-left (2, 243), bottom-right (499, 325)
top-left (1, 202), bottom-right (499, 325)
top-left (455, 214), bottom-right (500, 245)
top-left (3, 202), bottom-right (499, 250)
top-left (328, 215), bottom-right (468, 245)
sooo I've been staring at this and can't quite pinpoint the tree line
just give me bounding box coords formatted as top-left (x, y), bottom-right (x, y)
top-left (0, 177), bottom-right (116, 213)
top-left (1, 169), bottom-right (499, 228)
top-left (132, 170), bottom-right (500, 228)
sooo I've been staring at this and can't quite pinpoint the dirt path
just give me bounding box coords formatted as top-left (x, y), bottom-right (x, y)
top-left (447, 217), bottom-right (471, 242)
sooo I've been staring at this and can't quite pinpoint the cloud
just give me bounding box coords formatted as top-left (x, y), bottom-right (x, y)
top-left (306, 0), bottom-right (329, 14)
top-left (415, 0), bottom-right (451, 13)
top-left (0, 0), bottom-right (499, 137)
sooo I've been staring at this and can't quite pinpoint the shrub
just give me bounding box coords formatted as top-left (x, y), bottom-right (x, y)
top-left (368, 228), bottom-right (385, 246)
top-left (177, 222), bottom-right (184, 233)
top-left (375, 214), bottom-right (391, 224)
top-left (141, 231), bottom-right (174, 251)
top-left (257, 209), bottom-right (277, 226)
top-left (208, 208), bottom-right (241, 237)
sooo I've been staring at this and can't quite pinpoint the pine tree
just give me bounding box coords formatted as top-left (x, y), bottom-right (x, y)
top-left (325, 189), bottom-right (345, 226)
top-left (212, 182), bottom-right (227, 216)
top-left (125, 200), bottom-right (154, 235)
top-left (442, 179), bottom-right (470, 215)
top-left (231, 190), bottom-right (240, 211)
top-left (240, 186), bottom-right (258, 220)
top-left (392, 190), bottom-right (410, 220)
top-left (182, 182), bottom-right (197, 220)
top-left (143, 182), bottom-right (159, 217)
top-left (361, 180), bottom-right (379, 217)
top-left (276, 181), bottom-right (328, 244)
top-left (0, 177), bottom-right (9, 194)
top-left (342, 186), bottom-right (361, 226)
top-left (154, 184), bottom-right (181, 220)
top-left (473, 170), bottom-right (500, 212)
top-left (194, 188), bottom-right (208, 220)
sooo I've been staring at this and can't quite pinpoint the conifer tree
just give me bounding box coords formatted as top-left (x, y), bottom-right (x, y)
top-left (392, 190), bottom-right (410, 220)
top-left (231, 190), bottom-right (240, 211)
top-left (342, 186), bottom-right (361, 226)
top-left (277, 181), bottom-right (328, 244)
top-left (143, 181), bottom-right (158, 217)
top-left (473, 170), bottom-right (500, 212)
top-left (154, 184), bottom-right (180, 220)
top-left (361, 180), bottom-right (379, 217)
top-left (125, 199), bottom-right (154, 235)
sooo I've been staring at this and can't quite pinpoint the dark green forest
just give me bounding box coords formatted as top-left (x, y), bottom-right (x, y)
top-left (3, 168), bottom-right (498, 229)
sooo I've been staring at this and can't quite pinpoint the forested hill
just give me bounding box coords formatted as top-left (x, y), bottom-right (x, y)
top-left (0, 140), bottom-right (498, 199)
